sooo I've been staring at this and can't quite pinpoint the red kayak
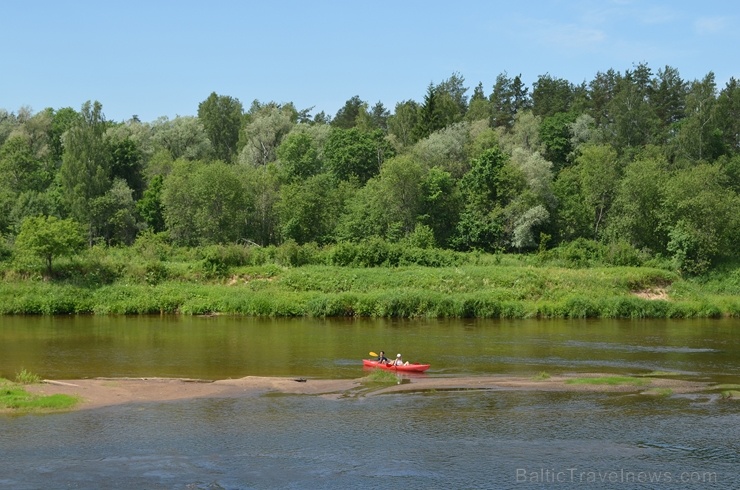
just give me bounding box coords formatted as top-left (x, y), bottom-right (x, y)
top-left (363, 359), bottom-right (430, 372)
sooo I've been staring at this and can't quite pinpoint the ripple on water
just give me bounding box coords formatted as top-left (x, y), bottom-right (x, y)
top-left (564, 341), bottom-right (720, 354)
top-left (1, 390), bottom-right (738, 488)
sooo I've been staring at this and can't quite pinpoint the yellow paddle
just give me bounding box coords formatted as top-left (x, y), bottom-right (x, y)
top-left (369, 351), bottom-right (378, 357)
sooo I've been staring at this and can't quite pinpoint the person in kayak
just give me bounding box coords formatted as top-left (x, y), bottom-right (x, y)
top-left (376, 351), bottom-right (389, 363)
top-left (392, 353), bottom-right (409, 366)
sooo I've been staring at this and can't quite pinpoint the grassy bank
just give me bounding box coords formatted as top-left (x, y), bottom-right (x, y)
top-left (1, 261), bottom-right (738, 318)
top-left (1, 375), bottom-right (79, 413)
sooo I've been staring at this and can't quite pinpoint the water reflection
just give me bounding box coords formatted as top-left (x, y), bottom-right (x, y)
top-left (0, 316), bottom-right (738, 488)
top-left (0, 316), bottom-right (737, 382)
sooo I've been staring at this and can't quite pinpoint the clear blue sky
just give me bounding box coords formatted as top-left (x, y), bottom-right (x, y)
top-left (3, 0), bottom-right (738, 123)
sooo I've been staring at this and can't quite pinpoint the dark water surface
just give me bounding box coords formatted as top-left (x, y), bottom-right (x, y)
top-left (1, 316), bottom-right (738, 488)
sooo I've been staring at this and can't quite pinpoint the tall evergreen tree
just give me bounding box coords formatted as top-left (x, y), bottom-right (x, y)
top-left (332, 95), bottom-right (366, 129)
top-left (415, 84), bottom-right (444, 140)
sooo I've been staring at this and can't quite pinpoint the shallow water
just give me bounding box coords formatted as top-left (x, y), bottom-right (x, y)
top-left (1, 316), bottom-right (738, 488)
top-left (0, 316), bottom-right (737, 382)
top-left (2, 391), bottom-right (738, 489)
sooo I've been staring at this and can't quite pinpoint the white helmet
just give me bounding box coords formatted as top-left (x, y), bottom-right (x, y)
top-left (397, 354), bottom-right (402, 357)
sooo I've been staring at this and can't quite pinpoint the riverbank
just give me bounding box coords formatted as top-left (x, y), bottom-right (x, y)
top-left (22, 373), bottom-right (731, 412)
top-left (1, 263), bottom-right (739, 318)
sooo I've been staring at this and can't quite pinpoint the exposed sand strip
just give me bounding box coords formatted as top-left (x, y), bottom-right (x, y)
top-left (21, 374), bottom-right (717, 411)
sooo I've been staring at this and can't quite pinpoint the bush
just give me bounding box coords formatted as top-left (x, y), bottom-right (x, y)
top-left (604, 240), bottom-right (647, 267)
top-left (555, 238), bottom-right (606, 267)
top-left (144, 262), bottom-right (170, 285)
top-left (198, 244), bottom-right (258, 277)
top-left (274, 240), bottom-right (322, 267)
top-left (131, 231), bottom-right (173, 261)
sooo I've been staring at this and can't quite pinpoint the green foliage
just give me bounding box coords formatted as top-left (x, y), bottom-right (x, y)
top-left (163, 160), bottom-right (248, 246)
top-left (136, 174), bottom-right (165, 232)
top-left (388, 100), bottom-right (420, 147)
top-left (0, 379), bottom-right (78, 412)
top-left (197, 92), bottom-right (243, 162)
top-left (402, 224), bottom-right (437, 249)
top-left (0, 134), bottom-right (47, 193)
top-left (539, 111), bottom-right (576, 169)
top-left (149, 116), bottom-right (213, 161)
top-left (90, 178), bottom-right (139, 245)
top-left (605, 154), bottom-right (669, 253)
top-left (490, 72), bottom-right (530, 128)
top-left (15, 369), bottom-right (41, 384)
top-left (419, 167), bottom-right (461, 247)
top-left (551, 167), bottom-right (592, 243)
top-left (109, 137), bottom-right (145, 198)
top-left (324, 128), bottom-right (393, 183)
top-left (411, 122), bottom-right (472, 178)
top-left (15, 215), bottom-right (86, 276)
top-left (0, 253), bottom-right (734, 318)
top-left (453, 146), bottom-right (522, 252)
top-left (60, 100), bottom-right (112, 243)
top-left (363, 369), bottom-right (400, 384)
top-left (661, 163), bottom-right (739, 274)
top-left (325, 239), bottom-right (463, 268)
top-left (575, 143), bottom-right (620, 237)
top-left (0, 235), bottom-right (11, 263)
top-left (331, 95), bottom-right (367, 129)
top-left (4, 63), bottom-right (740, 290)
top-left (278, 173), bottom-right (351, 245)
top-left (667, 221), bottom-right (712, 276)
top-left (239, 103), bottom-right (294, 166)
top-left (276, 130), bottom-right (322, 180)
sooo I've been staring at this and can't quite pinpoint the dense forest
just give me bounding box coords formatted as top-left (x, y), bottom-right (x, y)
top-left (1, 62), bottom-right (739, 277)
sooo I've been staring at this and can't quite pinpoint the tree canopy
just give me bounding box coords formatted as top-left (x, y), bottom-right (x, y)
top-left (2, 62), bottom-right (739, 275)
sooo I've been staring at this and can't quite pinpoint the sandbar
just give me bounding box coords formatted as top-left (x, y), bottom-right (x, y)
top-left (23, 374), bottom-right (717, 411)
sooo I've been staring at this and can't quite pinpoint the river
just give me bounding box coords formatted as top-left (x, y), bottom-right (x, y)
top-left (1, 316), bottom-right (738, 489)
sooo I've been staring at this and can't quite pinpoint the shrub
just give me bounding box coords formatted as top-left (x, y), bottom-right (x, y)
top-left (131, 230), bottom-right (173, 261)
top-left (555, 238), bottom-right (606, 267)
top-left (144, 262), bottom-right (170, 285)
top-left (604, 240), bottom-right (647, 267)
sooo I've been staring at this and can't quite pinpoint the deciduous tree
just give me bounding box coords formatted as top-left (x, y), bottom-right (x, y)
top-left (60, 100), bottom-right (112, 244)
top-left (324, 128), bottom-right (392, 183)
top-left (15, 215), bottom-right (85, 276)
top-left (197, 92), bottom-right (244, 162)
top-left (162, 160), bottom-right (247, 246)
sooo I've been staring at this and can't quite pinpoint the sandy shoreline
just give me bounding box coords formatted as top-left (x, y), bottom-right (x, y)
top-left (23, 374), bottom-right (717, 411)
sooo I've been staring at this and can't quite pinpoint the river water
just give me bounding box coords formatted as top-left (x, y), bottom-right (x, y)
top-left (1, 316), bottom-right (738, 489)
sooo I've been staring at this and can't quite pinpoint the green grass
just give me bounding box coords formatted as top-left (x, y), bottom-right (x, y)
top-left (361, 369), bottom-right (400, 384)
top-left (0, 378), bottom-right (79, 413)
top-left (531, 371), bottom-right (551, 380)
top-left (2, 246), bottom-right (737, 318)
top-left (15, 368), bottom-right (41, 384)
top-left (565, 376), bottom-right (649, 386)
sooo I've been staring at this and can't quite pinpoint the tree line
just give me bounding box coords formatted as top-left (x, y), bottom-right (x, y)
top-left (1, 62), bottom-right (738, 275)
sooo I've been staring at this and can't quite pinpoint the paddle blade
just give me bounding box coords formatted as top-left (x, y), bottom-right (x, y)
top-left (369, 352), bottom-right (378, 357)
